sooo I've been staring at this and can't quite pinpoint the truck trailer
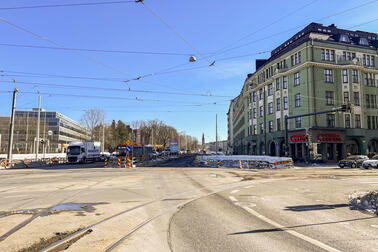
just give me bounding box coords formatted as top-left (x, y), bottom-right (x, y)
top-left (67, 141), bottom-right (101, 163)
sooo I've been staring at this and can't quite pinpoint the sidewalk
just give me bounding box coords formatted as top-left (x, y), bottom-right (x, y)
top-left (294, 162), bottom-right (339, 169)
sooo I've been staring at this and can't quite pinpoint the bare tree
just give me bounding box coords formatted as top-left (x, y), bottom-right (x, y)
top-left (80, 109), bottom-right (105, 140)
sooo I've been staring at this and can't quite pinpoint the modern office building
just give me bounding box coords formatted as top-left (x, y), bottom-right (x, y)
top-left (228, 22), bottom-right (378, 162)
top-left (0, 108), bottom-right (90, 153)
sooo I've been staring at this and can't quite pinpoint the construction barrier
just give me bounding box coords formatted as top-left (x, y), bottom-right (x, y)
top-left (206, 159), bottom-right (209, 166)
top-left (104, 158), bottom-right (108, 168)
top-left (239, 160), bottom-right (242, 169)
top-left (217, 160), bottom-right (220, 168)
top-left (198, 158), bottom-right (201, 165)
top-left (117, 158), bottom-right (121, 168)
top-left (2, 160), bottom-right (6, 169)
top-left (127, 157), bottom-right (131, 168)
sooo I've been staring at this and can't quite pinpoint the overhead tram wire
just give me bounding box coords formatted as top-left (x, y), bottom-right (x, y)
top-left (0, 79), bottom-right (233, 98)
top-left (210, 0), bottom-right (319, 57)
top-left (138, 1), bottom-right (243, 78)
top-left (210, 0), bottom-right (378, 57)
top-left (0, 89), bottom-right (230, 107)
top-left (0, 43), bottom-right (194, 56)
top-left (0, 1), bottom-right (135, 10)
top-left (0, 17), bottom-right (201, 93)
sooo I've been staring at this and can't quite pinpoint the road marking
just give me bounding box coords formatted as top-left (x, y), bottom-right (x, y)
top-left (371, 225), bottom-right (378, 229)
top-left (229, 196), bottom-right (237, 202)
top-left (245, 185), bottom-right (255, 188)
top-left (242, 206), bottom-right (341, 252)
top-left (231, 189), bottom-right (239, 194)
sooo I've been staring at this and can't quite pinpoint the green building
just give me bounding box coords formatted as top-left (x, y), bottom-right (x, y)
top-left (228, 23), bottom-right (378, 162)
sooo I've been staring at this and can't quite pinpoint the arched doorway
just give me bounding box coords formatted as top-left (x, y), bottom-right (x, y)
top-left (368, 139), bottom-right (378, 153)
top-left (346, 139), bottom-right (360, 155)
top-left (259, 142), bottom-right (265, 155)
top-left (270, 141), bottom-right (276, 156)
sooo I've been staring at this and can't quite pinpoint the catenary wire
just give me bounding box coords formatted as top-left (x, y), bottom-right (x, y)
top-left (208, 0), bottom-right (378, 57)
top-left (0, 43), bottom-right (194, 56)
top-left (0, 1), bottom-right (135, 11)
top-left (0, 80), bottom-right (233, 98)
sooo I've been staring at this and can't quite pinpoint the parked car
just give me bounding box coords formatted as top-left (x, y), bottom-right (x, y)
top-left (99, 154), bottom-right (110, 161)
top-left (338, 155), bottom-right (369, 168)
top-left (362, 155), bottom-right (378, 169)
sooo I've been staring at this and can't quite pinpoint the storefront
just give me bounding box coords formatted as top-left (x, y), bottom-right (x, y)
top-left (288, 129), bottom-right (346, 163)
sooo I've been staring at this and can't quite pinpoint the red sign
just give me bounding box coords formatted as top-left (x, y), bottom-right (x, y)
top-left (290, 134), bottom-right (307, 142)
top-left (317, 133), bottom-right (342, 142)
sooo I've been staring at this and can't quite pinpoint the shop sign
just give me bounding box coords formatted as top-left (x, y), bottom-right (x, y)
top-left (289, 134), bottom-right (307, 142)
top-left (317, 133), bottom-right (343, 142)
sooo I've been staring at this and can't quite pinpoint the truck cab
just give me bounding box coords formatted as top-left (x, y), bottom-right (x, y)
top-left (67, 141), bottom-right (100, 163)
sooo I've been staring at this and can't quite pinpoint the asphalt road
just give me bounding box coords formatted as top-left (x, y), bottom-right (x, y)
top-left (0, 157), bottom-right (376, 251)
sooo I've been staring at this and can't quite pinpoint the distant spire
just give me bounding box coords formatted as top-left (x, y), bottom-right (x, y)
top-left (202, 133), bottom-right (205, 146)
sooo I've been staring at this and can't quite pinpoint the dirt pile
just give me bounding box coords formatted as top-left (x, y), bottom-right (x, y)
top-left (349, 191), bottom-right (378, 215)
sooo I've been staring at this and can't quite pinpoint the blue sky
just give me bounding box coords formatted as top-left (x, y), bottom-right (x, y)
top-left (0, 0), bottom-right (377, 142)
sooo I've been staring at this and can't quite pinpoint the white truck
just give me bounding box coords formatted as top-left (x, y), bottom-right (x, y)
top-left (67, 141), bottom-right (101, 163)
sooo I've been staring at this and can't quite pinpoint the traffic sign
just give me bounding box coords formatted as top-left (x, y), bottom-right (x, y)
top-left (126, 139), bottom-right (131, 146)
top-left (126, 146), bottom-right (131, 152)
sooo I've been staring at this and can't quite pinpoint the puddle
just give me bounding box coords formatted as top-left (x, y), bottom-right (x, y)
top-left (209, 173), bottom-right (223, 178)
top-left (0, 202), bottom-right (108, 218)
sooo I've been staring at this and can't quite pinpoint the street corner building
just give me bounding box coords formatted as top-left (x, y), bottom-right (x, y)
top-left (228, 22), bottom-right (378, 163)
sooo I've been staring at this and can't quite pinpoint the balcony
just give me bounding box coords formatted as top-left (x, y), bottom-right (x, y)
top-left (336, 56), bottom-right (363, 66)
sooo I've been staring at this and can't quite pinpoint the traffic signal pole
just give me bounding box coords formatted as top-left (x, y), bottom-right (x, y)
top-left (284, 104), bottom-right (351, 156)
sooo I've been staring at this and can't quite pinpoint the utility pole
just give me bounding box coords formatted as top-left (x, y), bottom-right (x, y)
top-left (35, 95), bottom-right (41, 161)
top-left (7, 88), bottom-right (18, 166)
top-left (43, 111), bottom-right (46, 158)
top-left (102, 116), bottom-right (105, 153)
top-left (25, 112), bottom-right (29, 153)
top-left (215, 113), bottom-right (218, 153)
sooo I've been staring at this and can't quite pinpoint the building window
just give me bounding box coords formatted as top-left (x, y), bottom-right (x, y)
top-left (371, 94), bottom-right (377, 108)
top-left (268, 102), bottom-right (273, 114)
top-left (321, 49), bottom-right (335, 61)
top-left (324, 69), bottom-right (333, 83)
top-left (326, 91), bottom-right (334, 105)
top-left (345, 114), bottom-right (351, 128)
top-left (276, 98), bottom-right (281, 111)
top-left (253, 125), bottom-right (257, 135)
top-left (352, 69), bottom-right (358, 83)
top-left (327, 114), bottom-right (335, 128)
top-left (277, 118), bottom-right (281, 131)
top-left (260, 123), bottom-right (264, 134)
top-left (342, 69), bottom-right (348, 83)
top-left (260, 106), bottom-right (263, 117)
top-left (363, 54), bottom-right (375, 67)
top-left (253, 91), bottom-right (257, 102)
top-left (253, 108), bottom-right (257, 118)
top-left (294, 72), bottom-right (300, 86)
top-left (276, 78), bottom-right (280, 91)
top-left (295, 117), bottom-right (301, 128)
top-left (291, 51), bottom-right (301, 66)
top-left (354, 92), bottom-right (360, 106)
top-left (355, 114), bottom-right (361, 128)
top-left (367, 116), bottom-right (371, 129)
top-left (283, 96), bottom-right (288, 110)
top-left (295, 93), bottom-right (301, 107)
top-left (343, 92), bottom-right (349, 104)
top-left (259, 89), bottom-right (263, 100)
top-left (364, 73), bottom-right (368, 86)
top-left (268, 84), bottom-right (273, 96)
top-left (269, 121), bottom-right (273, 132)
top-left (283, 76), bottom-right (288, 89)
top-left (366, 94), bottom-right (370, 108)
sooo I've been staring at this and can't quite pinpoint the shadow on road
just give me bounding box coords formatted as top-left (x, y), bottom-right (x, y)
top-left (284, 203), bottom-right (349, 212)
top-left (228, 216), bottom-right (376, 235)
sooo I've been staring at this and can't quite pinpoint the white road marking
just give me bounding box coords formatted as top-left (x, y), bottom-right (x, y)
top-left (229, 196), bottom-right (237, 202)
top-left (231, 189), bottom-right (239, 194)
top-left (360, 181), bottom-right (378, 184)
top-left (371, 225), bottom-right (378, 229)
top-left (242, 206), bottom-right (341, 252)
top-left (245, 185), bottom-right (255, 188)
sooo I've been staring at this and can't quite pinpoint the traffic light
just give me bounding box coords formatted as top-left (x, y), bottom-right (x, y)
top-left (340, 103), bottom-right (351, 112)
